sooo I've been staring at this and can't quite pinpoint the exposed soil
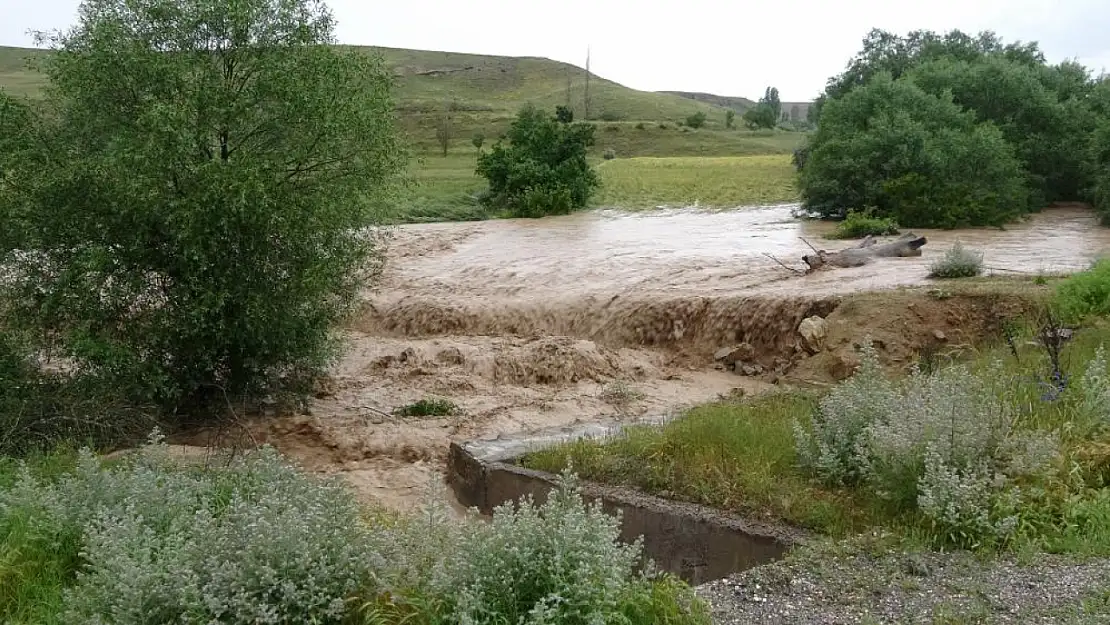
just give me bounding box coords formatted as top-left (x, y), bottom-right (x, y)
top-left (171, 205), bottom-right (1110, 513)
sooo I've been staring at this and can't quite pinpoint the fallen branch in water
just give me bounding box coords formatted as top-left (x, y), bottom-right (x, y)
top-left (763, 253), bottom-right (807, 275)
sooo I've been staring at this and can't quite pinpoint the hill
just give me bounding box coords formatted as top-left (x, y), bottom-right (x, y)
top-left (1, 44), bottom-right (735, 126)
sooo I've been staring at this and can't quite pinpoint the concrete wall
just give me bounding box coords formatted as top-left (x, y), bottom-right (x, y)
top-left (447, 442), bottom-right (802, 586)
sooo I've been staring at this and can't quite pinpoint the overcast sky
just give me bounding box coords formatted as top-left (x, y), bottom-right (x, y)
top-left (2, 0), bottom-right (1108, 101)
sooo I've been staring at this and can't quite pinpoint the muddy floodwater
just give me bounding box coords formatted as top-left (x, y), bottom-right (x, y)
top-left (381, 204), bottom-right (1110, 300)
top-left (195, 204), bottom-right (1110, 513)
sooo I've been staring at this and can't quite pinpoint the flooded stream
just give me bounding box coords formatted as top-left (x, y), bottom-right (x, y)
top-left (221, 204), bottom-right (1110, 512)
top-left (381, 204), bottom-right (1110, 301)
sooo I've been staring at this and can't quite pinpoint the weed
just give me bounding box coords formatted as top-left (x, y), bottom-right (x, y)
top-left (600, 381), bottom-right (645, 409)
top-left (824, 208), bottom-right (901, 240)
top-left (929, 241), bottom-right (985, 279)
top-left (1053, 258), bottom-right (1110, 323)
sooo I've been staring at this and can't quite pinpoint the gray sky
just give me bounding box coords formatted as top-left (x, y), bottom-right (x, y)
top-left (2, 0), bottom-right (1108, 101)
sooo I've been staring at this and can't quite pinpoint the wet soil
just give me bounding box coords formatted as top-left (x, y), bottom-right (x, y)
top-left (175, 204), bottom-right (1110, 513)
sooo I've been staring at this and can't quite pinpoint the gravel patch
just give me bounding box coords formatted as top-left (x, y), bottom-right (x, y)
top-left (696, 538), bottom-right (1110, 624)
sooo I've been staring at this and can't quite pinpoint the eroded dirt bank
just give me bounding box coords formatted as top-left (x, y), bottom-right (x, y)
top-left (175, 205), bottom-right (1110, 512)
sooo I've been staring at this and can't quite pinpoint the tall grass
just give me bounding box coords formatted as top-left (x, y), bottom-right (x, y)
top-left (523, 391), bottom-right (883, 536)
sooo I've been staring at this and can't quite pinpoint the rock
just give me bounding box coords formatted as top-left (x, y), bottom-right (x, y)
top-left (714, 343), bottom-right (755, 365)
top-left (828, 349), bottom-right (861, 381)
top-left (798, 316), bottom-right (829, 353)
top-left (933, 329), bottom-right (947, 341)
top-left (739, 363), bottom-right (764, 376)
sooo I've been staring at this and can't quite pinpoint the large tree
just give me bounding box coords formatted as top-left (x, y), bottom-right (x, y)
top-left (0, 0), bottom-right (406, 412)
top-left (799, 73), bottom-right (1028, 228)
top-left (800, 27), bottom-right (1107, 226)
top-left (476, 104), bottom-right (599, 218)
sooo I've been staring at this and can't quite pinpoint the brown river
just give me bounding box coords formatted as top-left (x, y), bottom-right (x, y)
top-left (188, 204), bottom-right (1110, 513)
top-left (380, 204), bottom-right (1110, 300)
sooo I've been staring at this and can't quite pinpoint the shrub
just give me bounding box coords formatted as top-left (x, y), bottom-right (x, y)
top-left (929, 241), bottom-right (985, 278)
top-left (658, 122), bottom-right (669, 130)
top-left (725, 109), bottom-right (735, 129)
top-left (2, 438), bottom-right (378, 624)
top-left (366, 470), bottom-right (710, 625)
top-left (799, 73), bottom-right (1029, 228)
top-left (685, 111), bottom-right (707, 129)
top-left (794, 341), bottom-right (1060, 547)
top-left (1053, 258), bottom-right (1110, 323)
top-left (825, 209), bottom-right (901, 239)
top-left (3, 444), bottom-right (709, 624)
top-left (603, 148), bottom-right (617, 160)
top-left (634, 122), bottom-right (646, 130)
top-left (600, 110), bottom-right (625, 122)
top-left (0, 0), bottom-right (406, 414)
top-left (476, 104), bottom-right (600, 218)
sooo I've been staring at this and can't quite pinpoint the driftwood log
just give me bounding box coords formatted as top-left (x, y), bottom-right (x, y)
top-left (803, 233), bottom-right (927, 271)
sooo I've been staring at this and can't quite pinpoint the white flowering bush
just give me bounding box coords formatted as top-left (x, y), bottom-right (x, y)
top-left (928, 240), bottom-right (985, 279)
top-left (3, 441), bottom-right (708, 624)
top-left (1076, 345), bottom-right (1110, 432)
top-left (1, 436), bottom-right (380, 624)
top-left (794, 341), bottom-right (897, 486)
top-left (794, 341), bottom-right (1063, 547)
top-left (364, 470), bottom-right (709, 625)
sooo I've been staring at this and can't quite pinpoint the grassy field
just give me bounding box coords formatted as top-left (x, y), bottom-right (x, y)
top-left (594, 154), bottom-right (798, 209)
top-left (393, 149), bottom-right (802, 222)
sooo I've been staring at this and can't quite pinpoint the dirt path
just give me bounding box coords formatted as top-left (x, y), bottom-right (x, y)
top-left (197, 205), bottom-right (1110, 513)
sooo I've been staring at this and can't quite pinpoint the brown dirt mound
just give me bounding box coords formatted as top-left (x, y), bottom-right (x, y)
top-left (786, 289), bottom-right (1045, 385)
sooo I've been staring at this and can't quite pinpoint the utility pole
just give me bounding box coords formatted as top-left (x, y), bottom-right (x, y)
top-left (565, 65), bottom-right (572, 109)
top-left (583, 45), bottom-right (591, 120)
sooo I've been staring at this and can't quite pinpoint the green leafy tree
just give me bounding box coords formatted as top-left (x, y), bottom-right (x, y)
top-left (806, 27), bottom-right (1106, 224)
top-left (742, 105), bottom-right (776, 129)
top-left (471, 132), bottom-right (485, 155)
top-left (725, 108), bottom-right (735, 129)
top-left (555, 104), bottom-right (574, 123)
top-left (799, 73), bottom-right (1027, 228)
top-left (908, 55), bottom-right (1091, 206)
top-left (760, 87), bottom-right (782, 121)
top-left (1090, 78), bottom-right (1110, 224)
top-left (685, 111), bottom-right (707, 128)
top-left (0, 0), bottom-right (406, 412)
top-left (476, 104), bottom-right (599, 218)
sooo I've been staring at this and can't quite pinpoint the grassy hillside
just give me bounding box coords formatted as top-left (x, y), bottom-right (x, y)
top-left (0, 44), bottom-right (808, 221)
top-left (0, 45), bottom-right (803, 151)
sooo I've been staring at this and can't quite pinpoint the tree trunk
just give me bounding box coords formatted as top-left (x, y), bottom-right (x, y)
top-left (803, 233), bottom-right (927, 271)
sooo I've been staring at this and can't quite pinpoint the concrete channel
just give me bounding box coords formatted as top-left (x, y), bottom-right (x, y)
top-left (445, 416), bottom-right (807, 586)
